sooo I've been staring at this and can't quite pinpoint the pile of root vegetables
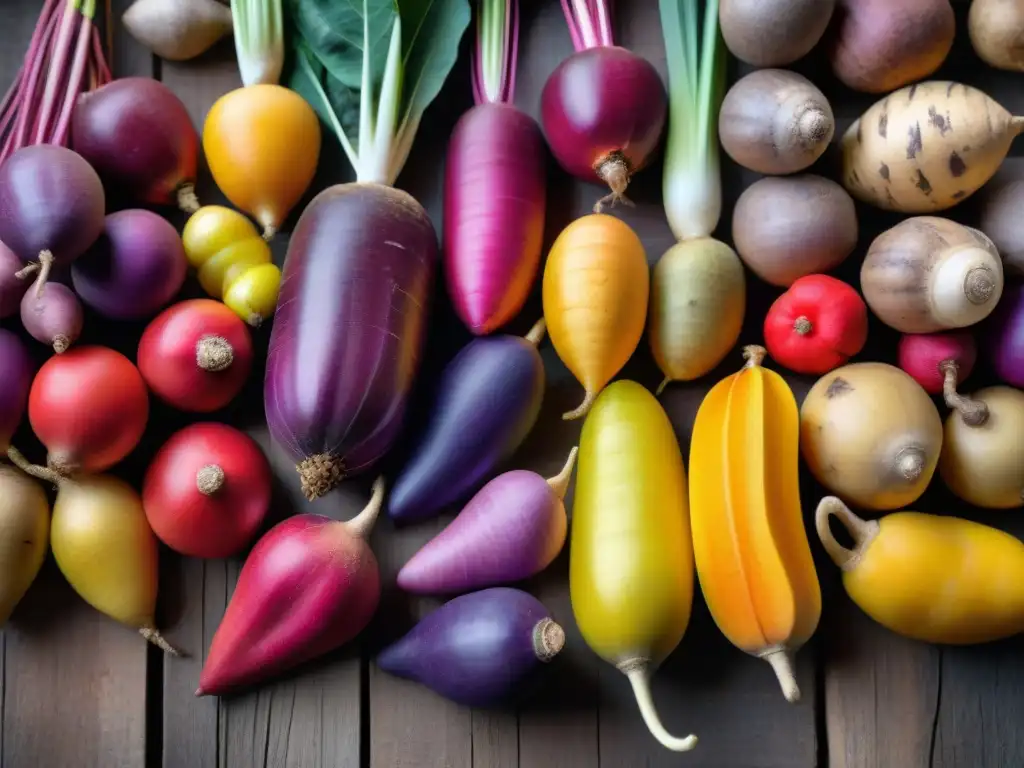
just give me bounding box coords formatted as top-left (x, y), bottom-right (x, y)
top-left (5, 0), bottom-right (1024, 760)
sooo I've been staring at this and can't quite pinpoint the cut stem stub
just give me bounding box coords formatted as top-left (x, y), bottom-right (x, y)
top-left (815, 496), bottom-right (880, 572)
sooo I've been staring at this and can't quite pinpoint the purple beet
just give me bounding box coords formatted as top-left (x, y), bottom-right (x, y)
top-left (71, 209), bottom-right (187, 320)
top-left (991, 281), bottom-right (1024, 387)
top-left (398, 447), bottom-right (577, 594)
top-left (0, 241), bottom-right (30, 319)
top-left (0, 329), bottom-right (34, 452)
top-left (376, 587), bottom-right (564, 708)
top-left (387, 320), bottom-right (547, 523)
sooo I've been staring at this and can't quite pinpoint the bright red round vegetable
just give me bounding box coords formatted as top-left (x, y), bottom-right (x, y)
top-left (137, 299), bottom-right (253, 413)
top-left (143, 423), bottom-right (271, 559)
top-left (764, 274), bottom-right (868, 375)
top-left (897, 332), bottom-right (977, 395)
top-left (28, 345), bottom-right (149, 475)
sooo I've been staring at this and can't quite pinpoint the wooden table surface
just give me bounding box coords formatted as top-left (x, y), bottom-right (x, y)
top-left (2, 0), bottom-right (1024, 766)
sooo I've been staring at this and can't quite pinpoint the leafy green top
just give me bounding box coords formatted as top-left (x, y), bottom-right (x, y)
top-left (289, 0), bottom-right (471, 186)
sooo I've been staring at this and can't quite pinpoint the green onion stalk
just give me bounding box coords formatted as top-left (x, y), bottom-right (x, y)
top-left (650, 0), bottom-right (747, 395)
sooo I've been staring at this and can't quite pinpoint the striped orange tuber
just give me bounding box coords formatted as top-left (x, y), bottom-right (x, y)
top-left (688, 345), bottom-right (822, 702)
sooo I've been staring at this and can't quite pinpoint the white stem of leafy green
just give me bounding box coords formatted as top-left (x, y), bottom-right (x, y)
top-left (231, 0), bottom-right (284, 86)
top-left (362, 17), bottom-right (404, 186)
top-left (483, 0), bottom-right (507, 102)
top-left (659, 0), bottom-right (724, 242)
top-left (296, 47), bottom-right (359, 169)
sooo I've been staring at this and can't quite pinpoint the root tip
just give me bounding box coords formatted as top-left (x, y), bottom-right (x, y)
top-left (763, 649), bottom-right (801, 703)
top-left (562, 390), bottom-right (598, 421)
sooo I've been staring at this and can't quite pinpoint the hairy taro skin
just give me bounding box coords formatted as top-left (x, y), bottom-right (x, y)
top-left (71, 77), bottom-right (199, 206)
top-left (387, 334), bottom-right (545, 523)
top-left (444, 103), bottom-right (546, 335)
top-left (264, 183), bottom-right (437, 475)
top-left (540, 47), bottom-right (667, 183)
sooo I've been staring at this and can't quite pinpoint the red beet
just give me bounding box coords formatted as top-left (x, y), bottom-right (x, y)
top-left (898, 331), bottom-right (986, 425)
top-left (196, 479), bottom-right (385, 696)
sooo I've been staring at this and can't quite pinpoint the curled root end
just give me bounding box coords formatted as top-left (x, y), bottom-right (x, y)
top-left (546, 446), bottom-right (579, 500)
top-left (29, 251), bottom-right (54, 298)
top-left (532, 618), bottom-right (566, 662)
top-left (620, 660), bottom-right (698, 752)
top-left (563, 390), bottom-right (598, 421)
top-left (297, 453), bottom-right (345, 501)
top-left (940, 360), bottom-right (989, 426)
top-left (525, 318), bottom-right (547, 347)
top-left (177, 184), bottom-right (200, 214)
top-left (593, 152), bottom-right (634, 213)
top-left (139, 626), bottom-right (183, 656)
top-left (814, 496), bottom-right (880, 572)
top-left (762, 649), bottom-right (800, 703)
top-left (195, 335), bottom-right (234, 372)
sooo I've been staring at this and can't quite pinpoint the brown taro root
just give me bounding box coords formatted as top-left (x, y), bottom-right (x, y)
top-left (720, 0), bottom-right (835, 67)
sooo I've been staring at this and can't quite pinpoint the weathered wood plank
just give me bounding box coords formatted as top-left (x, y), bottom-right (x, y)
top-left (157, 37), bottom-right (365, 768)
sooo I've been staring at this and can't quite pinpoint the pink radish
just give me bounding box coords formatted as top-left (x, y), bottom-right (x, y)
top-left (20, 276), bottom-right (83, 354)
top-left (196, 479), bottom-right (385, 696)
top-left (444, 0), bottom-right (546, 336)
top-left (541, 0), bottom-right (667, 209)
top-left (898, 332), bottom-right (986, 425)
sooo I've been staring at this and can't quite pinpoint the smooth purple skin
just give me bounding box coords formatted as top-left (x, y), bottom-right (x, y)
top-left (0, 145), bottom-right (105, 267)
top-left (387, 334), bottom-right (545, 523)
top-left (0, 241), bottom-right (30, 319)
top-left (197, 514), bottom-right (380, 696)
top-left (0, 329), bottom-right (33, 451)
top-left (71, 209), bottom-right (187, 320)
top-left (540, 46), bottom-right (667, 183)
top-left (444, 103), bottom-right (546, 335)
top-left (71, 77), bottom-right (199, 207)
top-left (265, 183), bottom-right (437, 477)
top-left (991, 282), bottom-right (1024, 387)
top-left (398, 470), bottom-right (566, 594)
top-left (377, 587), bottom-right (556, 708)
top-left (20, 280), bottom-right (83, 353)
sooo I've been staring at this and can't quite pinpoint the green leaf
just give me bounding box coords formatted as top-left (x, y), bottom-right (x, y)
top-left (289, 0), bottom-right (397, 91)
top-left (396, 0), bottom-right (472, 132)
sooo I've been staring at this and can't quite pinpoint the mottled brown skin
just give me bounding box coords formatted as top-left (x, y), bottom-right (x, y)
top-left (860, 217), bottom-right (1002, 333)
top-left (720, 0), bottom-right (835, 67)
top-left (969, 0), bottom-right (1024, 72)
top-left (841, 81), bottom-right (1024, 213)
top-left (829, 0), bottom-right (955, 93)
top-left (731, 175), bottom-right (857, 287)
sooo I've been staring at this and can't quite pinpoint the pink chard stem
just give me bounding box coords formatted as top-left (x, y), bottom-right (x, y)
top-left (34, 0), bottom-right (81, 145)
top-left (11, 0), bottom-right (64, 156)
top-left (51, 0), bottom-right (94, 145)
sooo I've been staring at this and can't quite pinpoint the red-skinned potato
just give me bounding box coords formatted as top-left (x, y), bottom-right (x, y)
top-left (764, 275), bottom-right (868, 375)
top-left (829, 0), bottom-right (955, 93)
top-left (27, 346), bottom-right (149, 476)
top-left (143, 423), bottom-right (271, 558)
top-left (137, 299), bottom-right (253, 413)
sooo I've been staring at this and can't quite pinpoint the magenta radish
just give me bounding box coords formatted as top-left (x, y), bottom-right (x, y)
top-left (540, 0), bottom-right (667, 209)
top-left (196, 479), bottom-right (386, 696)
top-left (377, 587), bottom-right (565, 708)
top-left (0, 241), bottom-right (31, 319)
top-left (898, 332), bottom-right (987, 425)
top-left (0, 330), bottom-right (34, 453)
top-left (20, 277), bottom-right (83, 354)
top-left (71, 210), bottom-right (188, 320)
top-left (0, 145), bottom-right (105, 297)
top-left (444, 0), bottom-right (546, 335)
top-left (71, 78), bottom-right (201, 213)
top-left (398, 447), bottom-right (576, 595)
